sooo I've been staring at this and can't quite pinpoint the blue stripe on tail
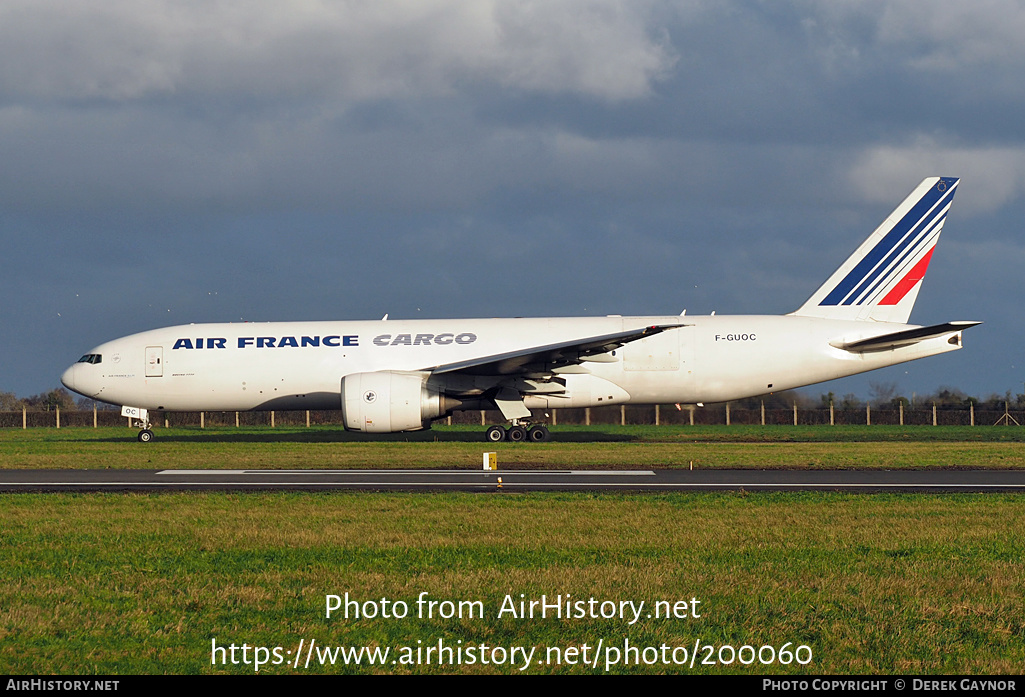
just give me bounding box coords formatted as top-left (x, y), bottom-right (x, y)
top-left (819, 178), bottom-right (957, 306)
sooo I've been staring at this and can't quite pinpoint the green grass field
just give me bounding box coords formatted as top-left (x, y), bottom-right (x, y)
top-left (1, 425), bottom-right (1023, 675)
top-left (1, 491), bottom-right (1023, 675)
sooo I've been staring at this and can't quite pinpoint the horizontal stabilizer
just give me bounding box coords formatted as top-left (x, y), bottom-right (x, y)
top-left (831, 321), bottom-right (981, 353)
top-left (425, 324), bottom-right (687, 376)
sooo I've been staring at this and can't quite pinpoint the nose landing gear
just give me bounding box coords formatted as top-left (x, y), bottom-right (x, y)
top-left (123, 406), bottom-right (155, 442)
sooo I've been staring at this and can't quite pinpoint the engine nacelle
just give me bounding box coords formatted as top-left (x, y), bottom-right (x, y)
top-left (341, 371), bottom-right (446, 433)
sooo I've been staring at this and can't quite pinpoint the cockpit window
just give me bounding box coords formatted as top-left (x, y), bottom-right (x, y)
top-left (77, 354), bottom-right (102, 364)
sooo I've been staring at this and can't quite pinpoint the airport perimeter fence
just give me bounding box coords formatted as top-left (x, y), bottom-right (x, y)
top-left (2, 403), bottom-right (1024, 429)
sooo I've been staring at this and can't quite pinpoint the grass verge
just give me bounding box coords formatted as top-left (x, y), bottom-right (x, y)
top-left (1, 491), bottom-right (1023, 674)
top-left (1, 425), bottom-right (1025, 470)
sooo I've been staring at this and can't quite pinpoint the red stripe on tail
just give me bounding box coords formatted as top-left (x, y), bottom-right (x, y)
top-left (879, 247), bottom-right (935, 306)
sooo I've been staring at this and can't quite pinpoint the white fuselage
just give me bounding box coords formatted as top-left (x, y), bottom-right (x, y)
top-left (61, 314), bottom-right (963, 414)
top-left (60, 177), bottom-right (975, 435)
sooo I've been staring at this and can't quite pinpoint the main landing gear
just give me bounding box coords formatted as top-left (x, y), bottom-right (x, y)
top-left (484, 422), bottom-right (550, 443)
top-left (486, 388), bottom-right (549, 442)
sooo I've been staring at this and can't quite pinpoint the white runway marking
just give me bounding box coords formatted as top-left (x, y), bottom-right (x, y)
top-left (157, 469), bottom-right (657, 476)
top-left (5, 469), bottom-right (1025, 492)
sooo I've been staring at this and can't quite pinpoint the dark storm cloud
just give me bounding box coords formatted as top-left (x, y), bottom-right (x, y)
top-left (1, 0), bottom-right (1023, 398)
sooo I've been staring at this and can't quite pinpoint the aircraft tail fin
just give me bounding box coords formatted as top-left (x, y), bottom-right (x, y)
top-left (792, 176), bottom-right (959, 324)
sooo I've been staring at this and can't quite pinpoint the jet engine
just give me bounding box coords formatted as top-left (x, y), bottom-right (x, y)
top-left (341, 371), bottom-right (450, 432)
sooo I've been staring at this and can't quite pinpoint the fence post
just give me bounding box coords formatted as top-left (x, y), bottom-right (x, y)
top-left (480, 410), bottom-right (485, 426)
top-left (620, 404), bottom-right (626, 426)
top-left (970, 403), bottom-right (975, 427)
top-left (655, 404), bottom-right (660, 426)
top-left (760, 400), bottom-right (765, 426)
top-left (552, 409), bottom-right (557, 426)
top-left (899, 402), bottom-right (904, 426)
top-left (201, 412), bottom-right (205, 429)
top-left (270, 411), bottom-right (275, 428)
top-left (56, 407), bottom-right (60, 429)
top-left (830, 400), bottom-right (834, 426)
top-left (932, 403), bottom-right (937, 426)
top-left (726, 402), bottom-right (730, 426)
top-left (793, 401), bottom-right (798, 426)
top-left (689, 406), bottom-right (695, 426)
top-left (585, 408), bottom-right (591, 426)
top-left (866, 403), bottom-right (871, 426)
top-left (23, 406), bottom-right (26, 429)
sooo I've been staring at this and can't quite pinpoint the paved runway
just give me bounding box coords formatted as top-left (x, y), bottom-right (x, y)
top-left (2, 468), bottom-right (1025, 492)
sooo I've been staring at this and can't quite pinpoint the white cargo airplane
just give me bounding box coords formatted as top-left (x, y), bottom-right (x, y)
top-left (62, 176), bottom-right (978, 442)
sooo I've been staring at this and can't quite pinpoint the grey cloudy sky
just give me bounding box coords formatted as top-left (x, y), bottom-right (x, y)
top-left (2, 0), bottom-right (1023, 400)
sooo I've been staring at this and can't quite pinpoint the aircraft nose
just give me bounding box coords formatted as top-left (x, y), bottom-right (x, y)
top-left (61, 364), bottom-right (77, 392)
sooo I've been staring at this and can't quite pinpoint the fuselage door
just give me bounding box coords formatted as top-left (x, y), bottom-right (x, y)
top-left (145, 346), bottom-right (163, 377)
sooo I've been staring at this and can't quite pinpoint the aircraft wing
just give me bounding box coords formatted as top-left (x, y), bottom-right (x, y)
top-left (831, 321), bottom-right (981, 353)
top-left (424, 324), bottom-right (687, 376)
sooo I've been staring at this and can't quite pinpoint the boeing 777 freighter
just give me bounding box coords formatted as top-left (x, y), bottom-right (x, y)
top-left (62, 177), bottom-right (979, 442)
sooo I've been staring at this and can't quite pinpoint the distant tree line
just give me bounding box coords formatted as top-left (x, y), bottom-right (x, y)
top-left (812, 382), bottom-right (1025, 411)
top-left (0, 389), bottom-right (117, 412)
top-left (1, 383), bottom-right (1023, 413)
top-left (657, 382), bottom-right (1025, 412)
